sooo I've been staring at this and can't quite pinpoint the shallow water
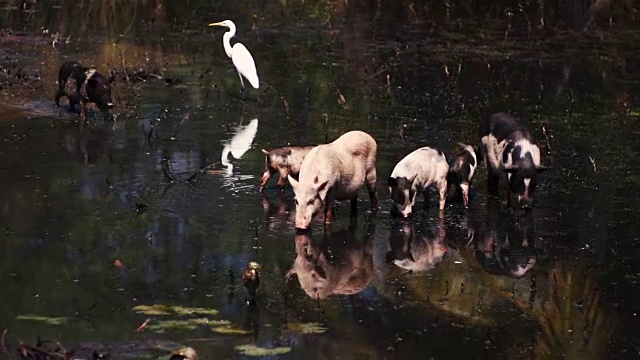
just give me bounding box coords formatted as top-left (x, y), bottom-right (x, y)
top-left (0, 13), bottom-right (639, 360)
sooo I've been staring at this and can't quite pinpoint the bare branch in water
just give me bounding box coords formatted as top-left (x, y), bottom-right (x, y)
top-left (186, 162), bottom-right (223, 182)
top-left (1, 329), bottom-right (7, 353)
top-left (161, 158), bottom-right (177, 183)
top-left (168, 112), bottom-right (190, 140)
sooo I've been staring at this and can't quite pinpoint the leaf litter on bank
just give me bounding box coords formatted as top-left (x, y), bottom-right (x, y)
top-left (132, 305), bottom-right (218, 316)
top-left (235, 344), bottom-right (292, 356)
top-left (15, 314), bottom-right (72, 325)
top-left (286, 322), bottom-right (328, 334)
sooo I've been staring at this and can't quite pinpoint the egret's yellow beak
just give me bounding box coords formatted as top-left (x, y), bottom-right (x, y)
top-left (208, 22), bottom-right (223, 27)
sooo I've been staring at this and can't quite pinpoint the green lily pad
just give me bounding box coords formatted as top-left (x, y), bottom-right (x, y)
top-left (132, 305), bottom-right (218, 316)
top-left (235, 344), bottom-right (292, 356)
top-left (211, 325), bottom-right (252, 335)
top-left (286, 322), bottom-right (328, 334)
top-left (147, 318), bottom-right (231, 332)
top-left (15, 314), bottom-right (71, 325)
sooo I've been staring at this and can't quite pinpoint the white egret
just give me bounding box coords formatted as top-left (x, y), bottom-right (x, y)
top-left (221, 118), bottom-right (259, 175)
top-left (208, 20), bottom-right (260, 90)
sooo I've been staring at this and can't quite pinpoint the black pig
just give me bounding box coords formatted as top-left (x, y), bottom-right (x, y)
top-left (55, 61), bottom-right (114, 119)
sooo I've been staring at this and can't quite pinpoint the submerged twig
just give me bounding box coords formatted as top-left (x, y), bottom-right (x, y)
top-left (542, 124), bottom-right (552, 152)
top-left (168, 112), bottom-right (190, 140)
top-left (161, 158), bottom-right (178, 183)
top-left (1, 328), bottom-right (7, 353)
top-left (589, 156), bottom-right (597, 173)
top-left (186, 161), bottom-right (223, 182)
top-left (135, 318), bottom-right (151, 333)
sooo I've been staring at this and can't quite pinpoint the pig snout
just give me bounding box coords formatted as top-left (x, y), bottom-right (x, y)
top-left (295, 216), bottom-right (311, 230)
top-left (400, 205), bottom-right (412, 219)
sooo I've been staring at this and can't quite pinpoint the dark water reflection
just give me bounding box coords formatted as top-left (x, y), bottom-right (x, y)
top-left (0, 11), bottom-right (639, 360)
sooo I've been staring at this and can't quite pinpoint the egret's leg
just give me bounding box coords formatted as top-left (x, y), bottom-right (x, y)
top-left (237, 72), bottom-right (245, 99)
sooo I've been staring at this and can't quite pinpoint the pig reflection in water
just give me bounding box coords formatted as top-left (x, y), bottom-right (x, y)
top-left (59, 121), bottom-right (113, 165)
top-left (386, 216), bottom-right (447, 272)
top-left (286, 224), bottom-right (375, 299)
top-left (468, 211), bottom-right (538, 278)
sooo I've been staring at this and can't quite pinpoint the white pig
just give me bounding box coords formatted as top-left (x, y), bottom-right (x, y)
top-left (288, 130), bottom-right (378, 230)
top-left (388, 146), bottom-right (449, 218)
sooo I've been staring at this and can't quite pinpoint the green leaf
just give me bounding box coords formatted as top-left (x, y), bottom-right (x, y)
top-left (132, 305), bottom-right (218, 316)
top-left (235, 344), bottom-right (292, 356)
top-left (211, 325), bottom-right (252, 335)
top-left (147, 318), bottom-right (231, 332)
top-left (286, 322), bottom-right (328, 334)
top-left (15, 314), bottom-right (71, 325)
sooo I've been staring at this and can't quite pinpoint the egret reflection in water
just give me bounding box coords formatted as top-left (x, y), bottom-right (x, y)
top-left (221, 118), bottom-right (259, 175)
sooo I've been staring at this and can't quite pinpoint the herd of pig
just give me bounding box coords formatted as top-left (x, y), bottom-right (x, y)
top-left (52, 61), bottom-right (547, 230)
top-left (260, 112), bottom-right (548, 230)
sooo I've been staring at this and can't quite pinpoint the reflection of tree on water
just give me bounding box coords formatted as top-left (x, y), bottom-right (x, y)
top-left (386, 215), bottom-right (447, 273)
top-left (287, 221), bottom-right (375, 299)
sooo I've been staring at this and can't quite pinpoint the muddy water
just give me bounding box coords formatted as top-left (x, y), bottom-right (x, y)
top-left (0, 21), bottom-right (639, 359)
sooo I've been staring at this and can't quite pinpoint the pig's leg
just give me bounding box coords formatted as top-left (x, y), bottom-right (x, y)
top-left (365, 168), bottom-right (378, 210)
top-left (277, 168), bottom-right (289, 190)
top-left (423, 188), bottom-right (431, 210)
top-left (324, 205), bottom-right (335, 224)
top-left (438, 180), bottom-right (448, 211)
top-left (350, 196), bottom-right (358, 217)
top-left (259, 169), bottom-right (272, 192)
top-left (487, 169), bottom-right (499, 196)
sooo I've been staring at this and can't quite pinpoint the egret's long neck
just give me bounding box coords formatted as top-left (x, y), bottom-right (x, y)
top-left (222, 24), bottom-right (236, 58)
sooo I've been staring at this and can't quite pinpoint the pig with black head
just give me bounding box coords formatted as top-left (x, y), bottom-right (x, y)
top-left (259, 145), bottom-right (315, 192)
top-left (447, 143), bottom-right (478, 208)
top-left (288, 130), bottom-right (378, 230)
top-left (388, 146), bottom-right (449, 218)
top-left (55, 61), bottom-right (114, 119)
top-left (479, 112), bottom-right (548, 209)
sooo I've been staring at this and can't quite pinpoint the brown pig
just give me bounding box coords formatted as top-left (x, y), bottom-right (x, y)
top-left (259, 146), bottom-right (315, 192)
top-left (288, 130), bottom-right (378, 230)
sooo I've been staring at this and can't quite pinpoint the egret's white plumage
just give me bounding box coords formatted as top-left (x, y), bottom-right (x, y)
top-left (221, 118), bottom-right (259, 174)
top-left (208, 20), bottom-right (259, 89)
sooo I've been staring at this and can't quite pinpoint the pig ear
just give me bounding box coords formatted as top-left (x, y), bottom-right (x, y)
top-left (387, 177), bottom-right (397, 187)
top-left (288, 175), bottom-right (299, 190)
top-left (284, 268), bottom-right (296, 281)
top-left (408, 173), bottom-right (418, 183)
top-left (314, 180), bottom-right (329, 195)
top-left (536, 165), bottom-right (550, 173)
